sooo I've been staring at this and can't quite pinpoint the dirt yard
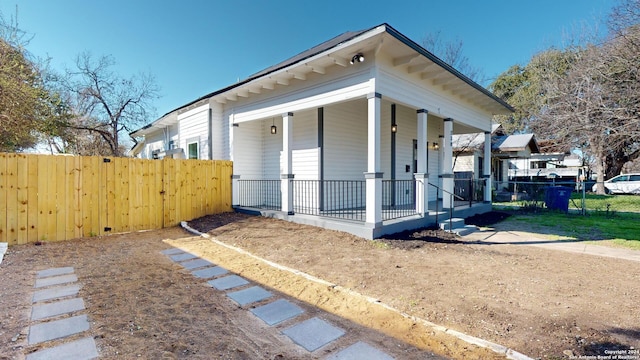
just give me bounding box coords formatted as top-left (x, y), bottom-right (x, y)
top-left (186, 212), bottom-right (640, 359)
top-left (1, 211), bottom-right (638, 359)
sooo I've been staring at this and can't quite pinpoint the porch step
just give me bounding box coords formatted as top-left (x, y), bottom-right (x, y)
top-left (451, 225), bottom-right (478, 236)
top-left (439, 218), bottom-right (478, 236)
top-left (439, 218), bottom-right (465, 231)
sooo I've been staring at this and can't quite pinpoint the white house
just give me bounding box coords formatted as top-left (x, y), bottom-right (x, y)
top-left (131, 23), bottom-right (513, 239)
top-left (452, 124), bottom-right (539, 202)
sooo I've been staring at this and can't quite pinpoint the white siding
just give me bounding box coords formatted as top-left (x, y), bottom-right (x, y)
top-left (230, 68), bottom-right (372, 124)
top-left (142, 131), bottom-right (165, 159)
top-left (263, 119), bottom-right (281, 179)
top-left (380, 101), bottom-right (391, 179)
top-left (323, 100), bottom-right (368, 180)
top-left (394, 104), bottom-right (417, 181)
top-left (210, 101), bottom-right (228, 160)
top-left (376, 59), bottom-right (493, 133)
top-left (233, 120), bottom-right (263, 179)
top-left (454, 154), bottom-right (476, 173)
top-left (291, 109), bottom-right (319, 180)
top-left (178, 105), bottom-right (209, 159)
top-left (428, 117), bottom-right (442, 201)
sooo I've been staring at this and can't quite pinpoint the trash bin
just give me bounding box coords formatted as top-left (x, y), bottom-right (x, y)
top-left (544, 186), bottom-right (572, 212)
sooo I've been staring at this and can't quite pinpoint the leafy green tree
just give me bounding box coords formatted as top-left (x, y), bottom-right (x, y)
top-left (0, 11), bottom-right (71, 152)
top-left (489, 49), bottom-right (574, 134)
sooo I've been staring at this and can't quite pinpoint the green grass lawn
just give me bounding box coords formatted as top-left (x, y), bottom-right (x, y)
top-left (494, 194), bottom-right (640, 250)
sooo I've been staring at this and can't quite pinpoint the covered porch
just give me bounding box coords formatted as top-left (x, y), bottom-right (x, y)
top-left (230, 97), bottom-right (493, 239)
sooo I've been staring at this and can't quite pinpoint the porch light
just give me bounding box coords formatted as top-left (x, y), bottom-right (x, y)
top-left (433, 142), bottom-right (439, 150)
top-left (391, 123), bottom-right (397, 133)
top-left (270, 119), bottom-right (277, 134)
top-left (350, 53), bottom-right (364, 64)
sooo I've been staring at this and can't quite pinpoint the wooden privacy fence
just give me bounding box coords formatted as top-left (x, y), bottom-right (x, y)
top-left (0, 153), bottom-right (233, 246)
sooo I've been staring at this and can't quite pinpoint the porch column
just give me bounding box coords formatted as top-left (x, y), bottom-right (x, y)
top-left (281, 112), bottom-right (294, 214)
top-left (483, 131), bottom-right (492, 202)
top-left (442, 118), bottom-right (454, 209)
top-left (415, 109), bottom-right (428, 215)
top-left (365, 93), bottom-right (382, 227)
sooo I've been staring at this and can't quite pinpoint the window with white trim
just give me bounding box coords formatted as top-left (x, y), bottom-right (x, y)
top-left (187, 141), bottom-right (199, 159)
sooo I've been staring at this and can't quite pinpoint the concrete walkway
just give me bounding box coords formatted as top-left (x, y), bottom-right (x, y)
top-left (462, 230), bottom-right (640, 262)
top-left (26, 267), bottom-right (98, 360)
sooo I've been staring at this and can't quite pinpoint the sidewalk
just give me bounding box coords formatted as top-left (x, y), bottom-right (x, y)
top-left (463, 229), bottom-right (640, 262)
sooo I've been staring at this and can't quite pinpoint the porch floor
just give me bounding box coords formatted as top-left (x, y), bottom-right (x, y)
top-left (235, 201), bottom-right (491, 240)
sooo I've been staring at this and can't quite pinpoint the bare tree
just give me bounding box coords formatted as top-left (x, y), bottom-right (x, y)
top-left (422, 31), bottom-right (484, 83)
top-left (532, 41), bottom-right (639, 194)
top-left (60, 52), bottom-right (159, 156)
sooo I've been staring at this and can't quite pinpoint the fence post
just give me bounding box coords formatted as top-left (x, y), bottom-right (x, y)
top-left (232, 174), bottom-right (240, 207)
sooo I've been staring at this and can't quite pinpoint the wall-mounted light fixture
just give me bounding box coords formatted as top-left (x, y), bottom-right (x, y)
top-left (391, 123), bottom-right (397, 133)
top-left (432, 142), bottom-right (439, 150)
top-left (232, 123), bottom-right (239, 127)
top-left (350, 53), bottom-right (365, 64)
top-left (270, 118), bottom-right (277, 134)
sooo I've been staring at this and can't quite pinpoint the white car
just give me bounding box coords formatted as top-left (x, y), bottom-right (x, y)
top-left (592, 173), bottom-right (640, 194)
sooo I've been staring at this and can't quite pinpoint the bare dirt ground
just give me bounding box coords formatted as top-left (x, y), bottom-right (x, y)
top-left (1, 211), bottom-right (638, 360)
top-left (186, 212), bottom-right (640, 359)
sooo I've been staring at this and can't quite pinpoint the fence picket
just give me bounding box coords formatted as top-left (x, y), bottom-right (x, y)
top-left (0, 153), bottom-right (6, 243)
top-left (6, 153), bottom-right (18, 245)
top-left (27, 155), bottom-right (39, 243)
top-left (0, 153), bottom-right (232, 245)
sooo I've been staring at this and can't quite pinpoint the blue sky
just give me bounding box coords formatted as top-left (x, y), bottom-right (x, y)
top-left (1, 0), bottom-right (613, 119)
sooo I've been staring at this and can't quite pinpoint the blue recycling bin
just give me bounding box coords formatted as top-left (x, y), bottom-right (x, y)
top-left (544, 186), bottom-right (572, 212)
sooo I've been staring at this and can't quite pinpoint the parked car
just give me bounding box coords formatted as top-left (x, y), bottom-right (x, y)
top-left (591, 173), bottom-right (640, 194)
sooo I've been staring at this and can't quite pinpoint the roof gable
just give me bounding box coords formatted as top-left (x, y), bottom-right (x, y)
top-left (132, 23), bottom-right (513, 137)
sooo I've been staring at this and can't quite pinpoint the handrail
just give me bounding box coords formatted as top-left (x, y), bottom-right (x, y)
top-left (428, 182), bottom-right (465, 201)
top-left (428, 181), bottom-right (468, 233)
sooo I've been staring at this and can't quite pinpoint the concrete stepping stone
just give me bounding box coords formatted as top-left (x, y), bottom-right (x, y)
top-left (282, 317), bottom-right (345, 352)
top-left (227, 286), bottom-right (273, 306)
top-left (180, 258), bottom-right (213, 270)
top-left (25, 336), bottom-right (98, 360)
top-left (28, 314), bottom-right (90, 344)
top-left (192, 266), bottom-right (228, 279)
top-left (170, 252), bottom-right (197, 262)
top-left (208, 275), bottom-right (249, 291)
top-left (160, 248), bottom-right (184, 256)
top-left (250, 299), bottom-right (304, 326)
top-left (327, 341), bottom-right (394, 360)
top-left (31, 298), bottom-right (85, 321)
top-left (34, 274), bottom-right (78, 288)
top-left (37, 267), bottom-right (74, 278)
top-left (32, 284), bottom-right (80, 303)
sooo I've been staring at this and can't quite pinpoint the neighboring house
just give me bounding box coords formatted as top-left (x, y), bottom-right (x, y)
top-left (508, 141), bottom-right (588, 184)
top-left (452, 124), bottom-right (539, 193)
top-left (130, 23), bottom-right (513, 239)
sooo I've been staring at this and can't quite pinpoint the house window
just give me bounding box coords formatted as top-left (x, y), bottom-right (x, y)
top-left (187, 141), bottom-right (199, 159)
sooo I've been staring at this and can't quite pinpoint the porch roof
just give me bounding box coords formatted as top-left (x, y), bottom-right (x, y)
top-left (132, 23), bottom-right (513, 138)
